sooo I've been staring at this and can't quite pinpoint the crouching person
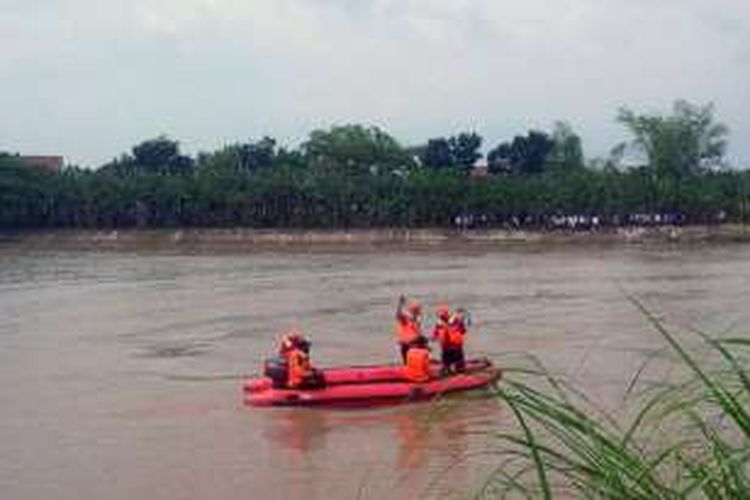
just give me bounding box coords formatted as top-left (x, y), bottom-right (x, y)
top-left (264, 330), bottom-right (325, 389)
top-left (403, 336), bottom-right (431, 383)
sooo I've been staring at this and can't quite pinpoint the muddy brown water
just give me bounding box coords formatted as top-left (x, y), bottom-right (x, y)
top-left (1, 242), bottom-right (749, 499)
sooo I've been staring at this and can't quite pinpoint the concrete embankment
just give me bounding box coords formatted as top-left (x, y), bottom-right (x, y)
top-left (1, 225), bottom-right (749, 251)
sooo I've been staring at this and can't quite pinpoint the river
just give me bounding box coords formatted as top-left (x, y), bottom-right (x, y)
top-left (1, 241), bottom-right (749, 499)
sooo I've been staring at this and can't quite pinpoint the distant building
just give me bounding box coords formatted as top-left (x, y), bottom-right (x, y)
top-left (470, 159), bottom-right (489, 179)
top-left (18, 155), bottom-right (64, 171)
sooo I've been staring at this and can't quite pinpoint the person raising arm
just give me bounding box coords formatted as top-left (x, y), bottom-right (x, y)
top-left (395, 295), bottom-right (423, 364)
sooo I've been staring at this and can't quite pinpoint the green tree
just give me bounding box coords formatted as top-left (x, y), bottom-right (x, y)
top-left (488, 131), bottom-right (555, 175)
top-left (420, 132), bottom-right (482, 173)
top-left (0, 154), bottom-right (57, 227)
top-left (617, 100), bottom-right (728, 178)
top-left (487, 143), bottom-right (512, 174)
top-left (231, 137), bottom-right (277, 171)
top-left (102, 136), bottom-right (194, 175)
top-left (449, 132), bottom-right (482, 172)
top-left (420, 138), bottom-right (453, 169)
top-left (303, 124), bottom-right (409, 176)
top-left (549, 121), bottom-right (584, 171)
top-left (200, 137), bottom-right (278, 173)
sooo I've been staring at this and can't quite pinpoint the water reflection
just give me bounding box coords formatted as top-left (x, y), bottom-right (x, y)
top-left (260, 394), bottom-right (504, 498)
top-left (392, 396), bottom-right (503, 498)
top-left (263, 408), bottom-right (333, 455)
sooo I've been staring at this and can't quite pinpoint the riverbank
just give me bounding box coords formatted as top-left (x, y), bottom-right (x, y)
top-left (2, 224), bottom-right (749, 251)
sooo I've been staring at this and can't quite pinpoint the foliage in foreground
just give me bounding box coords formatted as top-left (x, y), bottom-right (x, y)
top-left (481, 298), bottom-right (750, 499)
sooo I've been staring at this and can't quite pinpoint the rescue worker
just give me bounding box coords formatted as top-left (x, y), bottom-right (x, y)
top-left (432, 305), bottom-right (467, 375)
top-left (404, 335), bottom-right (431, 383)
top-left (395, 295), bottom-right (424, 364)
top-left (287, 342), bottom-right (325, 389)
top-left (265, 329), bottom-right (306, 388)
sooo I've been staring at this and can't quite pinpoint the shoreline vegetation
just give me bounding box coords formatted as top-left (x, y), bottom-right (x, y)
top-left (2, 224), bottom-right (750, 250)
top-left (3, 100), bottom-right (750, 234)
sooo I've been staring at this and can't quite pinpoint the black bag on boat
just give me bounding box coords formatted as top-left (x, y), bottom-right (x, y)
top-left (263, 356), bottom-right (288, 389)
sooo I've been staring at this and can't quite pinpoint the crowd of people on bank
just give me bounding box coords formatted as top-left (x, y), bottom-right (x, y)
top-left (263, 295), bottom-right (471, 390)
top-left (452, 211), bottom-right (729, 231)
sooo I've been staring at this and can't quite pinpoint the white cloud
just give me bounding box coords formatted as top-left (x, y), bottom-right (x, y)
top-left (1, 0), bottom-right (748, 166)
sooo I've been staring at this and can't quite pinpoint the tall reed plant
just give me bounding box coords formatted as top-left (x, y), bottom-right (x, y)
top-left (479, 297), bottom-right (750, 499)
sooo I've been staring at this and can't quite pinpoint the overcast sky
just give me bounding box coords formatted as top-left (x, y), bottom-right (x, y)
top-left (1, 0), bottom-right (749, 167)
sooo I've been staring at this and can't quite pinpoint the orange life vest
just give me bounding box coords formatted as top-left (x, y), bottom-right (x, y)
top-left (287, 349), bottom-right (312, 388)
top-left (433, 320), bottom-right (450, 345)
top-left (396, 314), bottom-right (421, 344)
top-left (434, 317), bottom-right (464, 347)
top-left (446, 320), bottom-right (465, 346)
top-left (404, 347), bottom-right (431, 382)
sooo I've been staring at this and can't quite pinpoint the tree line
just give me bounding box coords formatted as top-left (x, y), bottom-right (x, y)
top-left (2, 100), bottom-right (748, 230)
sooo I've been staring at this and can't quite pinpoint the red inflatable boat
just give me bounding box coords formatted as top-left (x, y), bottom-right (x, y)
top-left (243, 358), bottom-right (500, 407)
